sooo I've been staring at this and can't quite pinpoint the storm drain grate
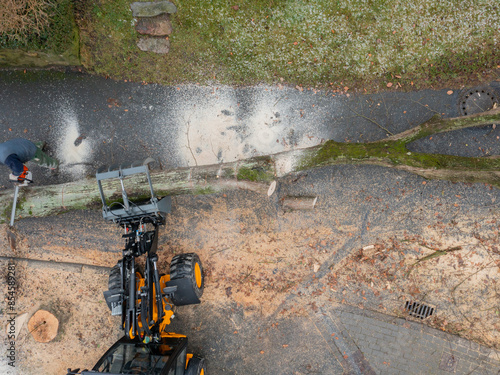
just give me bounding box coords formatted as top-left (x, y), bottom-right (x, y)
top-left (458, 86), bottom-right (499, 116)
top-left (405, 301), bottom-right (434, 319)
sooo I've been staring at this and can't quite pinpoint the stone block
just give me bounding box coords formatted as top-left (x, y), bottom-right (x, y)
top-left (372, 332), bottom-right (386, 341)
top-left (488, 349), bottom-right (500, 362)
top-left (137, 37), bottom-right (170, 54)
top-left (469, 341), bottom-right (480, 352)
top-left (135, 14), bottom-right (173, 36)
top-left (452, 344), bottom-right (470, 356)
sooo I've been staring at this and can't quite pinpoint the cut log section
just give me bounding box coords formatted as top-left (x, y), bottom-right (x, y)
top-left (28, 310), bottom-right (58, 343)
top-left (267, 180), bottom-right (277, 196)
top-left (282, 196), bottom-right (318, 211)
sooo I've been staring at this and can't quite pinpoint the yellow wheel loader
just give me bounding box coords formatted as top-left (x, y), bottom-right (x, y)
top-left (67, 160), bottom-right (205, 375)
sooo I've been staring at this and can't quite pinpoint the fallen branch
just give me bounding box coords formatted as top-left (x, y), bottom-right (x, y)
top-left (413, 246), bottom-right (462, 265)
top-left (406, 246), bottom-right (462, 275)
top-left (347, 105), bottom-right (394, 135)
top-left (297, 107), bottom-right (500, 186)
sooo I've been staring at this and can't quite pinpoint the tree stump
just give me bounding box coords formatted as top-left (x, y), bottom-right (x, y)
top-left (28, 310), bottom-right (58, 343)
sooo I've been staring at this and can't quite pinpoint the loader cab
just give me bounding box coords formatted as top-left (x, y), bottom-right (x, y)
top-left (89, 335), bottom-right (188, 375)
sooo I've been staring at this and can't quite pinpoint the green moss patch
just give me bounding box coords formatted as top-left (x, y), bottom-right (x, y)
top-left (237, 166), bottom-right (273, 182)
top-left (300, 139), bottom-right (500, 173)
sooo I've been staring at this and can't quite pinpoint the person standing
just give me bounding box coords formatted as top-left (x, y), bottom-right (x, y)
top-left (0, 138), bottom-right (59, 186)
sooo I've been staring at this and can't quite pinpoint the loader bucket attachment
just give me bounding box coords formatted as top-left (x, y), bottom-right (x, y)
top-left (96, 158), bottom-right (171, 224)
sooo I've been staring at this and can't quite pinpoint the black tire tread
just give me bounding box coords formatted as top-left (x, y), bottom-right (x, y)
top-left (170, 254), bottom-right (195, 279)
top-left (169, 253), bottom-right (204, 306)
top-left (108, 263), bottom-right (121, 291)
top-left (184, 356), bottom-right (205, 375)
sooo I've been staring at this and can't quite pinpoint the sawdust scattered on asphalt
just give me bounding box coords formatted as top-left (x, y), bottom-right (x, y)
top-left (1, 171), bottom-right (500, 374)
top-left (330, 224), bottom-right (500, 348)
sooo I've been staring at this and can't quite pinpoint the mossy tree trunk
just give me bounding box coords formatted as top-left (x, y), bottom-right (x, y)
top-left (2, 108), bottom-right (499, 223)
top-left (1, 159), bottom-right (276, 224)
top-left (298, 107), bottom-right (500, 185)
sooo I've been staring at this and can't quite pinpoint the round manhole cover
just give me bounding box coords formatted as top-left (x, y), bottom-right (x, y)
top-left (458, 86), bottom-right (498, 116)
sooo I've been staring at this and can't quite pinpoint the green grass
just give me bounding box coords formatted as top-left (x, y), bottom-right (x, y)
top-left (0, 0), bottom-right (78, 55)
top-left (79, 0), bottom-right (500, 87)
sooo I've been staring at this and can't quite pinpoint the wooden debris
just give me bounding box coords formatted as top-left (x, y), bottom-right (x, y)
top-left (282, 196), bottom-right (318, 211)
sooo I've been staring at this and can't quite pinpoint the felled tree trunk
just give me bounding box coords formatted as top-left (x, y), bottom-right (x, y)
top-left (297, 107), bottom-right (500, 185)
top-left (1, 159), bottom-right (276, 223)
top-left (1, 108), bottom-right (499, 223)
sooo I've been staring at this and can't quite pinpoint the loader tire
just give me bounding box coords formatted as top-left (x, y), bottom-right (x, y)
top-left (108, 261), bottom-right (143, 290)
top-left (185, 356), bottom-right (205, 375)
top-left (108, 263), bottom-right (121, 291)
top-left (104, 263), bottom-right (122, 313)
top-left (105, 262), bottom-right (143, 312)
top-left (167, 253), bottom-right (204, 306)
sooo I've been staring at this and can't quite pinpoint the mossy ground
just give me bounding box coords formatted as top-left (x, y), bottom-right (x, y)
top-left (0, 0), bottom-right (80, 66)
top-left (75, 0), bottom-right (499, 90)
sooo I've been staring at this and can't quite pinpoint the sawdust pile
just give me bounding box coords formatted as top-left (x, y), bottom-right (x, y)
top-left (161, 195), bottom-right (339, 315)
top-left (55, 104), bottom-right (93, 178)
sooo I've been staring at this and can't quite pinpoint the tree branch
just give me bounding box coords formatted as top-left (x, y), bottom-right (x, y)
top-left (386, 106), bottom-right (500, 143)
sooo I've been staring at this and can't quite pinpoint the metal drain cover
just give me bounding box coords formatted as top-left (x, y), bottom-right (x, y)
top-left (458, 86), bottom-right (499, 116)
top-left (405, 300), bottom-right (434, 319)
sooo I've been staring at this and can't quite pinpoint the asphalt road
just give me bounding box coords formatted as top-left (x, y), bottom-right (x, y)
top-left (1, 70), bottom-right (498, 188)
top-left (0, 71), bottom-right (499, 374)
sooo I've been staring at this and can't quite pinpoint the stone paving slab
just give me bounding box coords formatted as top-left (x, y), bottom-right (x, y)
top-left (313, 309), bottom-right (377, 375)
top-left (336, 305), bottom-right (500, 375)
